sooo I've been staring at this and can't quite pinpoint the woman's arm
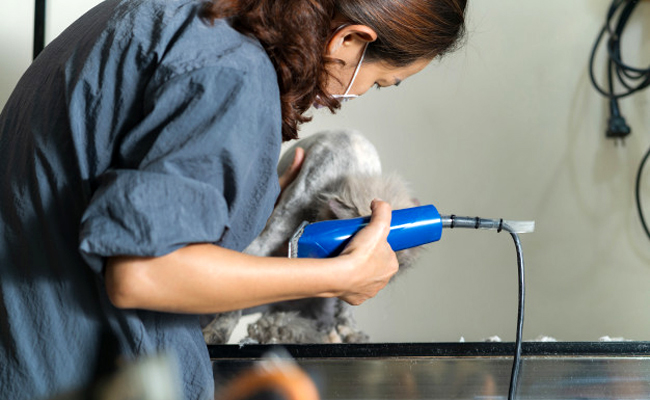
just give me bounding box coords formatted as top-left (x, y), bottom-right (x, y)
top-left (105, 199), bottom-right (398, 314)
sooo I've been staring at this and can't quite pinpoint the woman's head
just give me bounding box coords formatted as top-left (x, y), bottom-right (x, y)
top-left (200, 0), bottom-right (467, 141)
top-left (336, 0), bottom-right (467, 67)
top-left (322, 24), bottom-right (434, 101)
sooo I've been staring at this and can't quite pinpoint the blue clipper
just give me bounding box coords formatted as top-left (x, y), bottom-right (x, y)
top-left (288, 204), bottom-right (443, 258)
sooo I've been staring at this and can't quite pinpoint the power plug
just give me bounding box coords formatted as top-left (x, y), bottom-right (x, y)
top-left (606, 114), bottom-right (631, 140)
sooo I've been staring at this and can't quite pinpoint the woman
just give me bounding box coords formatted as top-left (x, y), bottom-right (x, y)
top-left (0, 0), bottom-right (467, 399)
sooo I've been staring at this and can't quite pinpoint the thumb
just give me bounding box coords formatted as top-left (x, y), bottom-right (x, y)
top-left (364, 199), bottom-right (393, 241)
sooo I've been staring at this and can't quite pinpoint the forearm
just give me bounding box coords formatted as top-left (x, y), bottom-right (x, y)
top-left (105, 243), bottom-right (350, 314)
top-left (105, 199), bottom-right (398, 314)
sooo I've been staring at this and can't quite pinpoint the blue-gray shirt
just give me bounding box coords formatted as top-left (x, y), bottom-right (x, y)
top-left (0, 0), bottom-right (281, 399)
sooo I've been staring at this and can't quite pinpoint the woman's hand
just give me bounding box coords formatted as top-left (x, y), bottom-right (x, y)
top-left (336, 199), bottom-right (399, 306)
top-left (277, 147), bottom-right (305, 195)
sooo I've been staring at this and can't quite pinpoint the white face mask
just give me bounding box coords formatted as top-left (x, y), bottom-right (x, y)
top-left (314, 42), bottom-right (368, 109)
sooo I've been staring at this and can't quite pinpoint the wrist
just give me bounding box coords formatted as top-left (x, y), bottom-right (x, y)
top-left (316, 254), bottom-right (356, 299)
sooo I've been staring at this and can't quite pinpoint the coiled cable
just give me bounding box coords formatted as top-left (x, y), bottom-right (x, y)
top-left (589, 0), bottom-right (648, 101)
top-left (590, 0), bottom-right (650, 241)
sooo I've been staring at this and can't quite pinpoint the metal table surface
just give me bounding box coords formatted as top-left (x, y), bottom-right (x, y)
top-left (210, 342), bottom-right (650, 399)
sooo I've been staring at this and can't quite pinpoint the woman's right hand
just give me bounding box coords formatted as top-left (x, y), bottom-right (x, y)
top-left (336, 199), bottom-right (399, 306)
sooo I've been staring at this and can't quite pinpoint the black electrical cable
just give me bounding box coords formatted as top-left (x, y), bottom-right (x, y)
top-left (502, 225), bottom-right (525, 400)
top-left (590, 0), bottom-right (650, 241)
top-left (590, 0), bottom-right (649, 100)
top-left (636, 146), bottom-right (650, 239)
top-left (444, 215), bottom-right (526, 399)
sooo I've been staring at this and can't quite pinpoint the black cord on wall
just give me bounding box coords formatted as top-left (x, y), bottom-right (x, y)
top-left (590, 0), bottom-right (650, 241)
top-left (33, 0), bottom-right (46, 60)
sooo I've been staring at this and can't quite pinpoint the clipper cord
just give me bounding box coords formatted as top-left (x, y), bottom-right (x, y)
top-left (442, 214), bottom-right (529, 400)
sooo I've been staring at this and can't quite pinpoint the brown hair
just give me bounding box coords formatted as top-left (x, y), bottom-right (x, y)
top-left (200, 0), bottom-right (467, 141)
top-left (338, 0), bottom-right (468, 67)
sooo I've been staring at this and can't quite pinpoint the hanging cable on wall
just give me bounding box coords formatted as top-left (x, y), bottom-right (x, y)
top-left (33, 0), bottom-right (46, 59)
top-left (589, 0), bottom-right (650, 241)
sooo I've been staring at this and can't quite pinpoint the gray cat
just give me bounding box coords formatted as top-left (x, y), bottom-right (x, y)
top-left (202, 129), bottom-right (422, 344)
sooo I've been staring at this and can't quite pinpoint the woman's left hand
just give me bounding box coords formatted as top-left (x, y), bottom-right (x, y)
top-left (277, 147), bottom-right (305, 197)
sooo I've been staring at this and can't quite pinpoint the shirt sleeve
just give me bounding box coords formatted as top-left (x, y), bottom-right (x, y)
top-left (78, 64), bottom-right (281, 274)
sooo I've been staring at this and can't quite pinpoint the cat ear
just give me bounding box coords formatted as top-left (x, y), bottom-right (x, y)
top-left (327, 198), bottom-right (354, 219)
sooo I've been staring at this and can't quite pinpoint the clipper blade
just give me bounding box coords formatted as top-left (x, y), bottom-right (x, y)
top-left (288, 221), bottom-right (309, 258)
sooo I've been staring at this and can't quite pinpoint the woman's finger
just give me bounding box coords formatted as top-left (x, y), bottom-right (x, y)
top-left (340, 199), bottom-right (392, 257)
top-left (278, 147), bottom-right (305, 192)
top-left (365, 198), bottom-right (392, 240)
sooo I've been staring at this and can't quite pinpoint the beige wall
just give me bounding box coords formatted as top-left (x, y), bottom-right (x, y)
top-left (1, 0), bottom-right (105, 110)
top-left (302, 0), bottom-right (650, 342)
top-left (1, 0), bottom-right (33, 106)
top-left (2, 0), bottom-right (649, 342)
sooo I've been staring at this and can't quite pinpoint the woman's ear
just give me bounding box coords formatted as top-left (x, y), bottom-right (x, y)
top-left (326, 25), bottom-right (377, 65)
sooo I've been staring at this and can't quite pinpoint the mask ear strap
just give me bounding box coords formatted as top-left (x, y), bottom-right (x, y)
top-left (328, 24), bottom-right (349, 52)
top-left (333, 24), bottom-right (348, 34)
top-left (343, 43), bottom-right (368, 96)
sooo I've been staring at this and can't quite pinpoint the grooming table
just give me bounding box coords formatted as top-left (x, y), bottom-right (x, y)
top-left (210, 342), bottom-right (650, 399)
